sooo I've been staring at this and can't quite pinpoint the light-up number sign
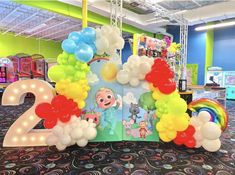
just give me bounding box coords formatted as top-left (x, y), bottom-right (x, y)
top-left (2, 79), bottom-right (55, 147)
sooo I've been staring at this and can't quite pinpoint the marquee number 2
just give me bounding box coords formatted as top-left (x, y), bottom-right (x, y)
top-left (2, 79), bottom-right (55, 147)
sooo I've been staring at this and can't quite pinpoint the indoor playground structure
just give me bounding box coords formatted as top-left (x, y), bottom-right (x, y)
top-left (1, 0), bottom-right (229, 154)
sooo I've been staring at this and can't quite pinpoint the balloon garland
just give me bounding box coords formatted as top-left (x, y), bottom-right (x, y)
top-left (142, 58), bottom-right (228, 152)
top-left (35, 25), bottom-right (125, 150)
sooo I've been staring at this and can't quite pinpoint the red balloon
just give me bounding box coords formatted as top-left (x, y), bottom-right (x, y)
top-left (173, 136), bottom-right (184, 145)
top-left (51, 95), bottom-right (67, 109)
top-left (185, 137), bottom-right (196, 148)
top-left (158, 82), bottom-right (176, 94)
top-left (185, 125), bottom-right (196, 136)
top-left (35, 103), bottom-right (53, 119)
top-left (59, 114), bottom-right (71, 123)
top-left (43, 119), bottom-right (57, 129)
top-left (73, 108), bottom-right (82, 117)
top-left (178, 131), bottom-right (189, 143)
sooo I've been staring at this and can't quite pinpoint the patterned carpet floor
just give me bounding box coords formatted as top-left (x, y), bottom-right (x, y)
top-left (0, 99), bottom-right (235, 175)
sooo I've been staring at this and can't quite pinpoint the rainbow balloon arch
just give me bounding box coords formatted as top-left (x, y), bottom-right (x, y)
top-left (1, 25), bottom-right (228, 152)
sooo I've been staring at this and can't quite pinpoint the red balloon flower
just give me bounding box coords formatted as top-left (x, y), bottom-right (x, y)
top-left (145, 58), bottom-right (176, 94)
top-left (35, 95), bottom-right (81, 129)
top-left (173, 125), bottom-right (196, 148)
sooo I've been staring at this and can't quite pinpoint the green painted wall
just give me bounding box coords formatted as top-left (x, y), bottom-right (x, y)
top-left (205, 29), bottom-right (214, 73)
top-left (14, 0), bottom-right (154, 37)
top-left (0, 33), bottom-right (61, 60)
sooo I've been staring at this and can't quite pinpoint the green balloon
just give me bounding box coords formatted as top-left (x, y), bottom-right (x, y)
top-left (57, 52), bottom-right (69, 65)
top-left (48, 65), bottom-right (66, 82)
top-left (68, 54), bottom-right (77, 65)
top-left (139, 91), bottom-right (156, 111)
top-left (168, 98), bottom-right (187, 115)
top-left (64, 65), bottom-right (76, 76)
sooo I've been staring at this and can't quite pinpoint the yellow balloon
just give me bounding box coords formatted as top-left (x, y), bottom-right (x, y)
top-left (149, 83), bottom-right (155, 91)
top-left (173, 114), bottom-right (189, 131)
top-left (100, 62), bottom-right (118, 81)
top-left (159, 132), bottom-right (172, 142)
top-left (65, 83), bottom-right (83, 99)
top-left (166, 130), bottom-right (177, 140)
top-left (156, 122), bottom-right (165, 132)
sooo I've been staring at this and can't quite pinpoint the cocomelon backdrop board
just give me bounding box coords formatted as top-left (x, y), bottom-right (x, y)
top-left (1, 25), bottom-right (228, 153)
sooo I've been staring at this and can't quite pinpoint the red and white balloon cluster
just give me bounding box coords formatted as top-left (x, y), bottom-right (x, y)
top-left (116, 55), bottom-right (154, 87)
top-left (190, 111), bottom-right (222, 152)
top-left (46, 115), bottom-right (97, 151)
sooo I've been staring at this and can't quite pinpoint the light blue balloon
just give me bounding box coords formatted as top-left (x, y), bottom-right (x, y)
top-left (61, 39), bottom-right (76, 54)
top-left (74, 42), bottom-right (94, 63)
top-left (81, 27), bottom-right (96, 44)
top-left (90, 43), bottom-right (97, 54)
top-left (68, 31), bottom-right (84, 44)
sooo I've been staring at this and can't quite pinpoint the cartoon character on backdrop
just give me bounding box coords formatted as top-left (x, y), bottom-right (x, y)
top-left (95, 88), bottom-right (120, 135)
top-left (144, 111), bottom-right (156, 131)
top-left (129, 103), bottom-right (141, 123)
top-left (139, 121), bottom-right (148, 139)
top-left (83, 110), bottom-right (101, 125)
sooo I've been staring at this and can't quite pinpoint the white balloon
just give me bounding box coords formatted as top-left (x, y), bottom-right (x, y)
top-left (201, 122), bottom-right (221, 140)
top-left (130, 68), bottom-right (139, 77)
top-left (56, 142), bottom-right (66, 151)
top-left (70, 127), bottom-right (83, 139)
top-left (84, 127), bottom-right (97, 140)
top-left (96, 49), bottom-right (105, 55)
top-left (138, 73), bottom-right (145, 80)
top-left (112, 26), bottom-right (121, 36)
top-left (194, 131), bottom-right (203, 141)
top-left (109, 33), bottom-right (120, 43)
top-left (69, 140), bottom-right (76, 146)
top-left (195, 141), bottom-right (202, 148)
top-left (64, 125), bottom-right (72, 134)
top-left (106, 48), bottom-right (116, 55)
top-left (95, 28), bottom-right (102, 39)
top-left (130, 78), bottom-right (140, 87)
top-left (115, 38), bottom-right (125, 49)
top-left (202, 139), bottom-right (221, 152)
top-left (46, 134), bottom-right (58, 146)
top-left (80, 120), bottom-right (89, 128)
top-left (60, 134), bottom-right (71, 145)
top-left (52, 125), bottom-right (63, 136)
top-left (190, 117), bottom-right (204, 127)
top-left (123, 63), bottom-right (130, 71)
top-left (70, 115), bottom-right (78, 123)
top-left (139, 62), bottom-right (151, 74)
top-left (128, 55), bottom-right (139, 61)
top-left (101, 25), bottom-right (112, 35)
top-left (190, 116), bottom-right (199, 127)
top-left (77, 138), bottom-right (88, 147)
top-left (96, 38), bottom-right (109, 52)
top-left (198, 111), bottom-right (211, 123)
top-left (116, 70), bottom-right (130, 84)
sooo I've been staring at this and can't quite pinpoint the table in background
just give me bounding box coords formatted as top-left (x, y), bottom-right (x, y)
top-left (188, 85), bottom-right (226, 108)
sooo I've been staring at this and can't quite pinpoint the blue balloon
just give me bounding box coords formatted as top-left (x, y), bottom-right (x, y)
top-left (90, 43), bottom-right (97, 54)
top-left (81, 27), bottom-right (96, 44)
top-left (74, 42), bottom-right (94, 63)
top-left (61, 39), bottom-right (76, 54)
top-left (68, 31), bottom-right (84, 44)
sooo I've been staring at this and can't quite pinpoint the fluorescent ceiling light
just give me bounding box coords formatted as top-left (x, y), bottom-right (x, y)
top-left (195, 21), bottom-right (235, 31)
